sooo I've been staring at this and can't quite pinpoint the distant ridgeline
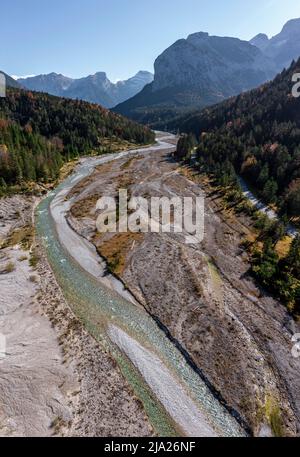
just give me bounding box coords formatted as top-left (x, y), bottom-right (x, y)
top-left (173, 58), bottom-right (300, 219)
top-left (0, 88), bottom-right (154, 192)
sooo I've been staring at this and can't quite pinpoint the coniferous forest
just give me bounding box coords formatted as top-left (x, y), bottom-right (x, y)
top-left (0, 88), bottom-right (154, 192)
top-left (173, 59), bottom-right (300, 315)
top-left (173, 58), bottom-right (300, 219)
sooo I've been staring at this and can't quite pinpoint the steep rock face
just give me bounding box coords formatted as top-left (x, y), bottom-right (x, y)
top-left (115, 18), bottom-right (300, 126)
top-left (153, 32), bottom-right (274, 95)
top-left (114, 32), bottom-right (275, 124)
top-left (250, 18), bottom-right (300, 70)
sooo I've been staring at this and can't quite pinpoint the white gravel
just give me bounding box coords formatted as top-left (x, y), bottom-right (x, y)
top-left (50, 138), bottom-right (176, 304)
top-left (108, 324), bottom-right (217, 437)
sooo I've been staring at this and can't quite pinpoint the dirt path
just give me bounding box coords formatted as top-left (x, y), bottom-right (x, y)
top-left (238, 177), bottom-right (298, 237)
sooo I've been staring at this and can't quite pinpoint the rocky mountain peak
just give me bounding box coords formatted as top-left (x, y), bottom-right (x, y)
top-left (250, 33), bottom-right (269, 50)
top-left (187, 32), bottom-right (209, 42)
top-left (90, 71), bottom-right (108, 80)
top-left (251, 17), bottom-right (300, 71)
top-left (280, 17), bottom-right (300, 36)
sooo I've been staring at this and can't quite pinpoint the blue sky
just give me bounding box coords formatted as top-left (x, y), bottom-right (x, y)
top-left (1, 0), bottom-right (300, 81)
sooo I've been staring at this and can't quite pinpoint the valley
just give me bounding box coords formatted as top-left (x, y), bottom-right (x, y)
top-left (34, 133), bottom-right (248, 437)
top-left (18, 71), bottom-right (154, 109)
top-left (1, 124), bottom-right (299, 437)
top-left (1, 6), bottom-right (300, 441)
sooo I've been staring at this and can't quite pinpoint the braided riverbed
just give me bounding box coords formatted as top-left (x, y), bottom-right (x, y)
top-left (36, 135), bottom-right (247, 437)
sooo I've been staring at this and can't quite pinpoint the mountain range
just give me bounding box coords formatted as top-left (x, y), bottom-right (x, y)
top-left (17, 70), bottom-right (153, 108)
top-left (4, 18), bottom-right (300, 127)
top-left (115, 18), bottom-right (300, 126)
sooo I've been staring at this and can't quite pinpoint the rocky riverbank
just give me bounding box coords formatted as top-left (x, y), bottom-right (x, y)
top-left (0, 195), bottom-right (153, 436)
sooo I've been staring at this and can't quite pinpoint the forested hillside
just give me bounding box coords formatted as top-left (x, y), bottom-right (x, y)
top-left (173, 59), bottom-right (300, 315)
top-left (0, 88), bottom-right (154, 192)
top-left (173, 58), bottom-right (300, 219)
